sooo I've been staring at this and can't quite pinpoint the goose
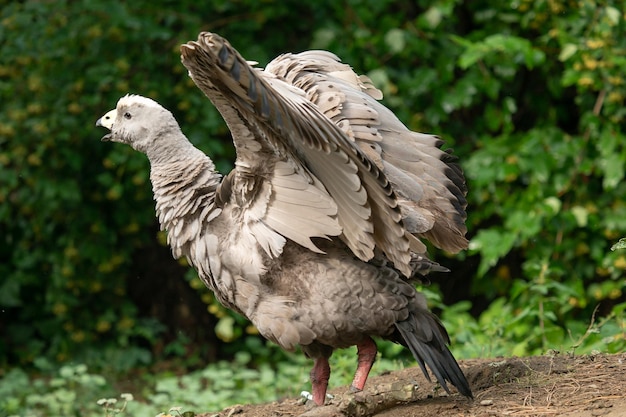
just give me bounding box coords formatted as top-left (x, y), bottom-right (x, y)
top-left (96, 32), bottom-right (471, 406)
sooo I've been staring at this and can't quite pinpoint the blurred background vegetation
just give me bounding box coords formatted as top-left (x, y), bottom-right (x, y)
top-left (1, 0), bottom-right (625, 414)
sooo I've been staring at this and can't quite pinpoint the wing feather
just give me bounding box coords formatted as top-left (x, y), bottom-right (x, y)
top-left (181, 33), bottom-right (412, 275)
top-left (263, 161), bottom-right (341, 253)
top-left (266, 49), bottom-right (468, 256)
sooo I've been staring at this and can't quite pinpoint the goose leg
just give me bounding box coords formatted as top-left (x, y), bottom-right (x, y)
top-left (310, 356), bottom-right (331, 405)
top-left (350, 337), bottom-right (377, 392)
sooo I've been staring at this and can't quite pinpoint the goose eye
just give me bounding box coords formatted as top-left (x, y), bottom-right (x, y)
top-left (124, 112), bottom-right (132, 119)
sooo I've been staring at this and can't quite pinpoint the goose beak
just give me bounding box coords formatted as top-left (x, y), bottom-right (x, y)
top-left (96, 109), bottom-right (116, 141)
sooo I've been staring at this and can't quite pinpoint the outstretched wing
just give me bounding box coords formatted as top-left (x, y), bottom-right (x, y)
top-left (181, 32), bottom-right (412, 276)
top-left (265, 50), bottom-right (468, 254)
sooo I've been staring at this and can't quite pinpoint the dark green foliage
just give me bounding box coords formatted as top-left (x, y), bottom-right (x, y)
top-left (1, 0), bottom-right (625, 374)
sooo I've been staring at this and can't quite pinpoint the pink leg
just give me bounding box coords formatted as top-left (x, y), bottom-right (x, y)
top-left (350, 337), bottom-right (377, 392)
top-left (310, 356), bottom-right (331, 405)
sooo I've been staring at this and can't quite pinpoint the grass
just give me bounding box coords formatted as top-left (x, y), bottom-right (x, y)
top-left (0, 342), bottom-right (408, 417)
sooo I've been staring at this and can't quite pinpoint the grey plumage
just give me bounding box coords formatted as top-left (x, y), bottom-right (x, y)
top-left (96, 32), bottom-right (471, 405)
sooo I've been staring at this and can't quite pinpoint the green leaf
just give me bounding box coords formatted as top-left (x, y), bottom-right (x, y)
top-left (423, 6), bottom-right (443, 28)
top-left (215, 316), bottom-right (236, 342)
top-left (457, 43), bottom-right (487, 69)
top-left (449, 34), bottom-right (474, 48)
top-left (366, 68), bottom-right (390, 91)
top-left (600, 153), bottom-right (624, 190)
top-left (469, 229), bottom-right (518, 276)
top-left (456, 34), bottom-right (544, 69)
top-left (611, 238), bottom-right (626, 251)
top-left (543, 197), bottom-right (562, 216)
top-left (605, 6), bottom-right (620, 26)
top-left (384, 28), bottom-right (405, 54)
top-left (570, 206), bottom-right (588, 227)
top-left (310, 28), bottom-right (336, 50)
top-left (559, 43), bottom-right (578, 62)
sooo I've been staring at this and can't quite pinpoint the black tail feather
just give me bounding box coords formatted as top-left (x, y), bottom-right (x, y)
top-left (395, 311), bottom-right (473, 399)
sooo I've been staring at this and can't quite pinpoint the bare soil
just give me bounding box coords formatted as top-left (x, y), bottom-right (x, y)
top-left (199, 353), bottom-right (626, 417)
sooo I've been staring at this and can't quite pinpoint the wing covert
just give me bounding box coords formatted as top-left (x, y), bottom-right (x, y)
top-left (266, 50), bottom-right (468, 255)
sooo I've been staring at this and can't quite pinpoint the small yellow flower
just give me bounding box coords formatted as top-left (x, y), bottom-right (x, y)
top-left (246, 325), bottom-right (259, 335)
top-left (106, 186), bottom-right (122, 201)
top-left (27, 103), bottom-right (43, 114)
top-left (614, 256), bottom-right (626, 269)
top-left (116, 80), bottom-right (129, 92)
top-left (585, 202), bottom-right (599, 214)
top-left (27, 75), bottom-right (44, 92)
top-left (61, 265), bottom-right (73, 277)
top-left (577, 76), bottom-right (594, 87)
top-left (118, 317), bottom-right (135, 331)
top-left (157, 230), bottom-right (168, 246)
top-left (582, 57), bottom-right (599, 70)
top-left (190, 278), bottom-right (203, 290)
top-left (96, 320), bottom-right (111, 333)
top-left (575, 242), bottom-right (589, 256)
top-left (592, 288), bottom-right (603, 300)
top-left (71, 331), bottom-right (86, 342)
top-left (548, 0), bottom-right (563, 13)
top-left (27, 153), bottom-right (41, 166)
top-left (607, 91), bottom-right (623, 103)
top-left (124, 222), bottom-right (140, 234)
top-left (8, 108), bottom-right (26, 122)
top-left (32, 122), bottom-right (48, 135)
top-left (86, 24), bottom-right (103, 39)
top-left (505, 155), bottom-right (518, 164)
top-left (208, 304), bottom-right (224, 318)
top-left (108, 27), bottom-right (123, 41)
top-left (16, 55), bottom-right (32, 66)
top-left (201, 293), bottom-right (213, 304)
top-left (68, 102), bottom-right (82, 114)
top-left (608, 76), bottom-right (623, 86)
top-left (102, 158), bottom-right (115, 169)
top-left (0, 124), bottom-right (15, 137)
top-left (1, 17), bottom-right (14, 29)
top-left (115, 58), bottom-right (130, 72)
top-left (52, 303), bottom-right (68, 316)
top-left (131, 173), bottom-right (146, 186)
top-left (90, 281), bottom-right (103, 292)
top-left (595, 266), bottom-right (610, 276)
top-left (73, 79), bottom-right (85, 93)
top-left (496, 265), bottom-right (511, 279)
top-left (585, 39), bottom-right (605, 49)
top-left (64, 246), bottom-right (79, 259)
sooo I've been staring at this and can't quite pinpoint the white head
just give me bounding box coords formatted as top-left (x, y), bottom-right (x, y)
top-left (96, 94), bottom-right (180, 154)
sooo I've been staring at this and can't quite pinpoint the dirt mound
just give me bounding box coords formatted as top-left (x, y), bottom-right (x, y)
top-left (199, 353), bottom-right (626, 417)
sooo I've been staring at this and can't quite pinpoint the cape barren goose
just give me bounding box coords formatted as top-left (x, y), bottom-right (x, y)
top-left (96, 32), bottom-right (471, 406)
